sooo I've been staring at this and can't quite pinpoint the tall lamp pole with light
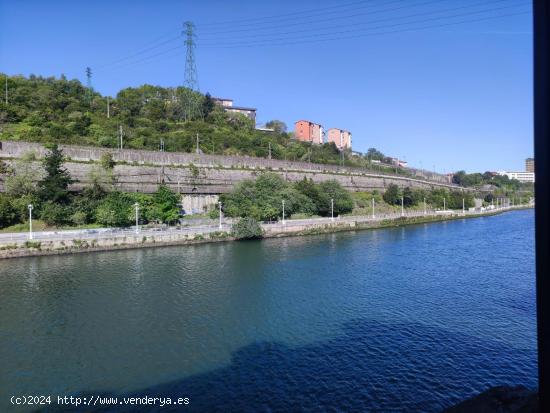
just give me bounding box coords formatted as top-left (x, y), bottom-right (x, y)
top-left (28, 204), bottom-right (33, 240)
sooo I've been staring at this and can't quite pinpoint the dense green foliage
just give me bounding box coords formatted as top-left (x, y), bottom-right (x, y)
top-left (0, 146), bottom-right (180, 228)
top-left (382, 183), bottom-right (475, 209)
top-left (452, 170), bottom-right (531, 191)
top-left (0, 73), bottom-right (408, 173)
top-left (231, 217), bottom-right (264, 240)
top-left (218, 174), bottom-right (353, 222)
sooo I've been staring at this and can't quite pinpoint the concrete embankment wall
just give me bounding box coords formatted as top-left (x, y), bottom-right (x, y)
top-left (0, 141), bottom-right (463, 196)
top-left (0, 207), bottom-right (530, 260)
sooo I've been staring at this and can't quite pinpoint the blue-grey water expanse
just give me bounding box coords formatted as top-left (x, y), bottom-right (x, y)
top-left (0, 210), bottom-right (537, 412)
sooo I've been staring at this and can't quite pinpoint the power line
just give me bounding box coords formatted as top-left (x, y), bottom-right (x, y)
top-left (198, 3), bottom-right (530, 48)
top-left (198, 0), bottom-right (519, 40)
top-left (199, 0), bottom-right (441, 37)
top-left (93, 6), bottom-right (529, 71)
top-left (195, 0), bottom-right (373, 27)
top-left (95, 31), bottom-right (181, 70)
top-left (93, 0), bottom-right (428, 71)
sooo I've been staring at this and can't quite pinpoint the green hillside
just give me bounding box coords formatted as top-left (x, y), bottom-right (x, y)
top-left (0, 73), bottom-right (400, 171)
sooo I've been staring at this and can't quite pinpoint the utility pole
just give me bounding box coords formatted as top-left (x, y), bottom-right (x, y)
top-left (282, 199), bottom-right (285, 225)
top-left (331, 198), bottom-right (334, 221)
top-left (118, 125), bottom-right (124, 150)
top-left (107, 97), bottom-right (110, 118)
top-left (424, 197), bottom-right (427, 215)
top-left (196, 133), bottom-right (200, 154)
top-left (372, 198), bottom-right (375, 219)
top-left (85, 67), bottom-right (93, 105)
top-left (462, 198), bottom-right (465, 215)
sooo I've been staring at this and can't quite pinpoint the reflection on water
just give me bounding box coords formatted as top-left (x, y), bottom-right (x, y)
top-left (0, 210), bottom-right (537, 412)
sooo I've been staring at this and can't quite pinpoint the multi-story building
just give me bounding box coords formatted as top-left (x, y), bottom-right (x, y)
top-left (498, 171), bottom-right (535, 183)
top-left (294, 120), bottom-right (324, 145)
top-left (212, 97), bottom-right (257, 124)
top-left (526, 157), bottom-right (535, 172)
top-left (327, 128), bottom-right (352, 150)
top-left (390, 157), bottom-right (408, 168)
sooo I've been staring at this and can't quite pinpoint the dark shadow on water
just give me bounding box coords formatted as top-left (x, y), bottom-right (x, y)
top-left (33, 319), bottom-right (537, 413)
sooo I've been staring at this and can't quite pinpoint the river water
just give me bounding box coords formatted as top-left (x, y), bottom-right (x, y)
top-left (0, 209), bottom-right (537, 412)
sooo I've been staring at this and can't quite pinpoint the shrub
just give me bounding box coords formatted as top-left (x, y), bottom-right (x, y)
top-left (100, 152), bottom-right (115, 170)
top-left (95, 192), bottom-right (134, 226)
top-left (40, 201), bottom-right (70, 226)
top-left (231, 217), bottom-right (263, 240)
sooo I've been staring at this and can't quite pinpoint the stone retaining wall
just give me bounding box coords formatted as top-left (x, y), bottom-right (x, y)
top-left (1, 141), bottom-right (466, 194)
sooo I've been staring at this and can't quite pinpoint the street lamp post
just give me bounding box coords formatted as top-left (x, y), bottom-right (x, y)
top-left (28, 204), bottom-right (33, 240)
top-left (331, 198), bottom-right (334, 221)
top-left (443, 198), bottom-right (446, 211)
top-left (462, 198), bottom-right (465, 215)
top-left (424, 197), bottom-right (427, 215)
top-left (218, 201), bottom-right (222, 229)
top-left (282, 200), bottom-right (285, 225)
top-left (134, 203), bottom-right (139, 234)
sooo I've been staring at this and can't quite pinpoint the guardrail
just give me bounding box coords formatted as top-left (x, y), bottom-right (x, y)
top-left (0, 205), bottom-right (530, 246)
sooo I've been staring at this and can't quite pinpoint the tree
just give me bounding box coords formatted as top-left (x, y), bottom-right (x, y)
top-left (383, 184), bottom-right (401, 205)
top-left (366, 148), bottom-right (385, 161)
top-left (318, 180), bottom-right (353, 216)
top-left (265, 120), bottom-right (287, 133)
top-left (202, 93), bottom-right (216, 118)
top-left (294, 177), bottom-right (325, 212)
top-left (0, 195), bottom-right (17, 228)
top-left (402, 187), bottom-right (416, 207)
top-left (38, 144), bottom-right (74, 204)
top-left (150, 184), bottom-right (180, 224)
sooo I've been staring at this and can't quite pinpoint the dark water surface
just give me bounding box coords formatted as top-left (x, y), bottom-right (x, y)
top-left (0, 210), bottom-right (537, 412)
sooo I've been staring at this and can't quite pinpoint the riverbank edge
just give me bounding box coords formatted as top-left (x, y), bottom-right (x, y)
top-left (0, 206), bottom-right (532, 260)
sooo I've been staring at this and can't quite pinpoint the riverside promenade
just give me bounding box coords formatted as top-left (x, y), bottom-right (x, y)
top-left (0, 205), bottom-right (532, 259)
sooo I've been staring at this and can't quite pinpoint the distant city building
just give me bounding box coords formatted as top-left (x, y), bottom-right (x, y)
top-left (497, 171), bottom-right (535, 183)
top-left (327, 128), bottom-right (352, 150)
top-left (526, 157), bottom-right (535, 172)
top-left (294, 120), bottom-right (324, 145)
top-left (212, 97), bottom-right (257, 124)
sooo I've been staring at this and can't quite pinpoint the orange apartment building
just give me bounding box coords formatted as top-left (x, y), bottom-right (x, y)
top-left (327, 128), bottom-right (352, 150)
top-left (294, 120), bottom-right (324, 145)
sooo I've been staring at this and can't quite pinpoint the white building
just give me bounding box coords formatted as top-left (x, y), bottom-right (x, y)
top-left (497, 171), bottom-right (535, 183)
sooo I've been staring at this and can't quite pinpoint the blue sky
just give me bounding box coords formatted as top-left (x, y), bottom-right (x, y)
top-left (0, 0), bottom-right (533, 173)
